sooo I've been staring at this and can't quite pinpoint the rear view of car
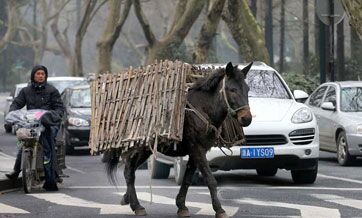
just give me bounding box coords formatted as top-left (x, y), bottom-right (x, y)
top-left (3, 83), bottom-right (27, 133)
top-left (60, 85), bottom-right (91, 154)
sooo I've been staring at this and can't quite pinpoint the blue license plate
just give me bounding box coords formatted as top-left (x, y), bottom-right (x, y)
top-left (240, 147), bottom-right (274, 159)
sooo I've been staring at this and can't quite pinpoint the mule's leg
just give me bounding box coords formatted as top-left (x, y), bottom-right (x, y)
top-left (176, 158), bottom-right (196, 217)
top-left (121, 151), bottom-right (151, 206)
top-left (123, 150), bottom-right (151, 216)
top-left (196, 150), bottom-right (227, 218)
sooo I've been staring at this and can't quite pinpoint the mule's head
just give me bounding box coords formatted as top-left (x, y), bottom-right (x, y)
top-left (223, 62), bottom-right (252, 127)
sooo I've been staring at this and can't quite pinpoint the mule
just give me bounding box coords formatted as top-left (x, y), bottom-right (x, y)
top-left (106, 62), bottom-right (253, 218)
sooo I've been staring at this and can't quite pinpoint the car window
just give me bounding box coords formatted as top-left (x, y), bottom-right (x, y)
top-left (247, 70), bottom-right (290, 99)
top-left (70, 88), bottom-right (91, 108)
top-left (324, 86), bottom-right (336, 106)
top-left (340, 87), bottom-right (362, 112)
top-left (308, 86), bottom-right (327, 107)
top-left (48, 80), bottom-right (87, 94)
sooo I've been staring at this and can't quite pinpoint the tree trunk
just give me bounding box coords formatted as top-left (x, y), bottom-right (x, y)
top-left (145, 0), bottom-right (206, 64)
top-left (224, 0), bottom-right (269, 63)
top-left (96, 0), bottom-right (132, 74)
top-left (340, 0), bottom-right (362, 40)
top-left (264, 0), bottom-right (273, 66)
top-left (303, 0), bottom-right (309, 74)
top-left (192, 0), bottom-right (226, 63)
top-left (336, 19), bottom-right (344, 81)
top-left (0, 1), bottom-right (17, 52)
top-left (314, 0), bottom-right (319, 54)
top-left (279, 0), bottom-right (285, 73)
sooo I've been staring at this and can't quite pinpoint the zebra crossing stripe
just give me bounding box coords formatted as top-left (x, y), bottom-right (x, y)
top-left (122, 192), bottom-right (239, 216)
top-left (29, 193), bottom-right (133, 215)
top-left (236, 198), bottom-right (341, 218)
top-left (0, 203), bottom-right (29, 214)
top-left (311, 194), bottom-right (362, 210)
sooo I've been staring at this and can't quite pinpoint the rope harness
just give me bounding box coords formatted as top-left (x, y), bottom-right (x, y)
top-left (186, 78), bottom-right (248, 155)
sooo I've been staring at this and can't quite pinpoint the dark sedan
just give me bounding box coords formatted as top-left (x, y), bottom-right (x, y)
top-left (60, 85), bottom-right (91, 154)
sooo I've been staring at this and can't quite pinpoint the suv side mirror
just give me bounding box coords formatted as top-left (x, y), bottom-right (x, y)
top-left (293, 90), bottom-right (309, 103)
top-left (321, 102), bottom-right (336, 111)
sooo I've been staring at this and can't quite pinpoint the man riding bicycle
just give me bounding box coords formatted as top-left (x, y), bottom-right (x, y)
top-left (6, 65), bottom-right (65, 191)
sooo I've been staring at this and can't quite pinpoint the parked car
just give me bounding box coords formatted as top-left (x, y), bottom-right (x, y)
top-left (3, 83), bottom-right (27, 133)
top-left (149, 62), bottom-right (319, 184)
top-left (305, 81), bottom-right (362, 166)
top-left (3, 77), bottom-right (87, 134)
top-left (59, 85), bottom-right (91, 154)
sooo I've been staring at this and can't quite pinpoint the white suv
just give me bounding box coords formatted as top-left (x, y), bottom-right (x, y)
top-left (149, 62), bottom-right (319, 184)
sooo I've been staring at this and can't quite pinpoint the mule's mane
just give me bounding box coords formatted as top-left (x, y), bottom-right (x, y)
top-left (190, 68), bottom-right (225, 92)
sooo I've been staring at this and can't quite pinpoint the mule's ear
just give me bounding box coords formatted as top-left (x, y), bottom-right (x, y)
top-left (241, 62), bottom-right (253, 77)
top-left (225, 62), bottom-right (234, 77)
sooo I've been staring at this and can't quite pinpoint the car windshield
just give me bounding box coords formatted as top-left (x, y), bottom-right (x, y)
top-left (247, 70), bottom-right (290, 99)
top-left (48, 80), bottom-right (87, 93)
top-left (70, 88), bottom-right (91, 108)
top-left (340, 87), bottom-right (362, 112)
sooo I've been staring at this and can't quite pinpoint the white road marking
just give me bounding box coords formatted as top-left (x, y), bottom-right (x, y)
top-left (133, 192), bottom-right (238, 216)
top-left (0, 152), bottom-right (15, 160)
top-left (235, 198), bottom-right (340, 218)
top-left (312, 194), bottom-right (362, 210)
top-left (67, 185), bottom-right (362, 191)
top-left (66, 166), bottom-right (86, 174)
top-left (29, 193), bottom-right (132, 215)
top-left (0, 203), bottom-right (29, 214)
top-left (318, 173), bottom-right (362, 185)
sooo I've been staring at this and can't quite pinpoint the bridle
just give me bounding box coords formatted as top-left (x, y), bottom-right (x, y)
top-left (185, 77), bottom-right (249, 148)
top-left (219, 77), bottom-right (250, 117)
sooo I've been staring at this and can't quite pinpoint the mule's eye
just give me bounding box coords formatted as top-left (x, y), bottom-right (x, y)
top-left (229, 88), bottom-right (237, 92)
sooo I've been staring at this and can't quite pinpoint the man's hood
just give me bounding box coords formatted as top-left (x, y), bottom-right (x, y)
top-left (30, 65), bottom-right (48, 83)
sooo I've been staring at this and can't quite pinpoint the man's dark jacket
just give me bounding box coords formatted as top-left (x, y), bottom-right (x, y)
top-left (10, 65), bottom-right (65, 122)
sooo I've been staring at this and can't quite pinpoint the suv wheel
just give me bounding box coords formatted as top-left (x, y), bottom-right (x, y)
top-left (256, 168), bottom-right (278, 176)
top-left (291, 165), bottom-right (318, 184)
top-left (148, 155), bottom-right (170, 179)
top-left (174, 157), bottom-right (186, 185)
top-left (337, 131), bottom-right (355, 166)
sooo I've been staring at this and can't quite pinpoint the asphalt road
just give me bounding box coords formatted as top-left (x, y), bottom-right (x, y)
top-left (1, 129), bottom-right (362, 218)
top-left (1, 93), bottom-right (362, 218)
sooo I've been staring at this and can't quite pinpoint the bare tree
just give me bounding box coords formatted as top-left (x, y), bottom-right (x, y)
top-left (134, 0), bottom-right (206, 64)
top-left (96, 0), bottom-right (132, 74)
top-left (192, 0), bottom-right (226, 63)
top-left (223, 0), bottom-right (269, 63)
top-left (0, 1), bottom-right (19, 52)
top-left (279, 0), bottom-right (285, 73)
top-left (341, 0), bottom-right (362, 40)
top-left (52, 0), bottom-right (106, 76)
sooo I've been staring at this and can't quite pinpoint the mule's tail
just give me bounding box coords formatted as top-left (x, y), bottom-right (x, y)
top-left (105, 149), bottom-right (121, 186)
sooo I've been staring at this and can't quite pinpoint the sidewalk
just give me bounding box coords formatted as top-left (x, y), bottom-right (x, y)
top-left (0, 151), bottom-right (21, 192)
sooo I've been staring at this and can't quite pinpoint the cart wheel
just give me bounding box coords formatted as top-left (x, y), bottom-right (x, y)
top-left (22, 150), bottom-right (33, 193)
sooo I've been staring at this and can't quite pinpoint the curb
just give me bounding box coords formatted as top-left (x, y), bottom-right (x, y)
top-left (0, 177), bottom-right (21, 192)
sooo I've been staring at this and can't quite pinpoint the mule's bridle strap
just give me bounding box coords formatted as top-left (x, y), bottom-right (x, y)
top-left (185, 101), bottom-right (245, 148)
top-left (219, 78), bottom-right (249, 117)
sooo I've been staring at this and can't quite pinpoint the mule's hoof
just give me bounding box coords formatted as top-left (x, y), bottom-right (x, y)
top-left (134, 208), bottom-right (147, 216)
top-left (215, 212), bottom-right (228, 218)
top-left (177, 209), bottom-right (190, 217)
top-left (120, 196), bottom-right (129, 205)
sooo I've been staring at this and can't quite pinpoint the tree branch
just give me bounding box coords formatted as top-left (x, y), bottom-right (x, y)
top-left (193, 0), bottom-right (226, 63)
top-left (133, 0), bottom-right (156, 46)
top-left (169, 0), bottom-right (188, 34)
top-left (0, 1), bottom-right (18, 51)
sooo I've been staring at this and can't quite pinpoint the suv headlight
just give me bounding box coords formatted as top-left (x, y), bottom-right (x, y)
top-left (68, 117), bottom-right (89, 126)
top-left (291, 108), bottom-right (313, 123)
